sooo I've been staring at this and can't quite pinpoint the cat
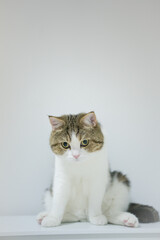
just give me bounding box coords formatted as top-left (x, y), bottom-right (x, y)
top-left (37, 111), bottom-right (159, 227)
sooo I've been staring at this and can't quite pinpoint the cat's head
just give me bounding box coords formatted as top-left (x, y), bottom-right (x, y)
top-left (48, 112), bottom-right (104, 162)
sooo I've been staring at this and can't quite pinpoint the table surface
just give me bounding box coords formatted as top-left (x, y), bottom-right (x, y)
top-left (0, 216), bottom-right (160, 237)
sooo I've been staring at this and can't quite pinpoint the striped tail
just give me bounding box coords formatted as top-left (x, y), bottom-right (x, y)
top-left (128, 203), bottom-right (159, 223)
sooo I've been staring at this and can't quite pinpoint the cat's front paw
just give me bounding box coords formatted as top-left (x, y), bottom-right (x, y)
top-left (36, 211), bottom-right (48, 225)
top-left (89, 215), bottom-right (108, 225)
top-left (122, 213), bottom-right (139, 227)
top-left (41, 215), bottom-right (61, 227)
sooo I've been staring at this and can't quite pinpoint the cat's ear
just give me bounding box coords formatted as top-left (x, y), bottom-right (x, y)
top-left (80, 111), bottom-right (97, 127)
top-left (48, 116), bottom-right (65, 131)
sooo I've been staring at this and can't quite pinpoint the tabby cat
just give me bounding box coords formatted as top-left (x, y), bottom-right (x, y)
top-left (37, 112), bottom-right (159, 227)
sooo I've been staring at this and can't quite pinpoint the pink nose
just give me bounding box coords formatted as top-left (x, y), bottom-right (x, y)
top-left (73, 154), bottom-right (80, 159)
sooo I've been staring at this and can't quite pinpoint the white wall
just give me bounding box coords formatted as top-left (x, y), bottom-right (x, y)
top-left (0, 0), bottom-right (160, 216)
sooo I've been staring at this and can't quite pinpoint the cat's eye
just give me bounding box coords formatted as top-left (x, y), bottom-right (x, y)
top-left (62, 142), bottom-right (70, 149)
top-left (81, 139), bottom-right (89, 147)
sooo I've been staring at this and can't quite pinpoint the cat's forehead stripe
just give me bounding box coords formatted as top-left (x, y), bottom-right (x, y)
top-left (65, 114), bottom-right (80, 139)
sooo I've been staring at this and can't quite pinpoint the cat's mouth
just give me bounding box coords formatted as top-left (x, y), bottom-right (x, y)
top-left (72, 156), bottom-right (87, 163)
top-left (66, 155), bottom-right (87, 163)
top-left (68, 156), bottom-right (82, 162)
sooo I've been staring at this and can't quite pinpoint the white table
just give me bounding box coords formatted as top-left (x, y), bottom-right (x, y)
top-left (0, 216), bottom-right (160, 240)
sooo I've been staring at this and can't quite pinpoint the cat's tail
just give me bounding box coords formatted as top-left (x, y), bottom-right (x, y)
top-left (128, 203), bottom-right (159, 223)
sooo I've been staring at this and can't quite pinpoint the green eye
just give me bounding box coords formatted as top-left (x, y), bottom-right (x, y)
top-left (62, 142), bottom-right (70, 149)
top-left (81, 139), bottom-right (89, 147)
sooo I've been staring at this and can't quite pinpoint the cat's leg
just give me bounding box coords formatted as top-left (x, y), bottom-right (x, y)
top-left (88, 177), bottom-right (108, 225)
top-left (36, 189), bottom-right (52, 224)
top-left (103, 171), bottom-right (139, 227)
top-left (37, 188), bottom-right (78, 225)
top-left (41, 176), bottom-right (71, 227)
top-left (108, 212), bottom-right (139, 227)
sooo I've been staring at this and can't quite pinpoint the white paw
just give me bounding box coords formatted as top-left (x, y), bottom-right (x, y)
top-left (89, 215), bottom-right (108, 225)
top-left (122, 213), bottom-right (139, 227)
top-left (41, 215), bottom-right (61, 227)
top-left (36, 211), bottom-right (48, 225)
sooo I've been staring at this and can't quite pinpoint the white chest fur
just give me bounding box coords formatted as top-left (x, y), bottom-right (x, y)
top-left (54, 147), bottom-right (110, 221)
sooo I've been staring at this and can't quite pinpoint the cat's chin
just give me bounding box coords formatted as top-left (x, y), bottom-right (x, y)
top-left (58, 154), bottom-right (89, 163)
top-left (68, 157), bottom-right (82, 163)
top-left (65, 156), bottom-right (87, 163)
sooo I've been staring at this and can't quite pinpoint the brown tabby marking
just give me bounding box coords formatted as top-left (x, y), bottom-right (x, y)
top-left (49, 113), bottom-right (104, 155)
top-left (111, 171), bottom-right (130, 187)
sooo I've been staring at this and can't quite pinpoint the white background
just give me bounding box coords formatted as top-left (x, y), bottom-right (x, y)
top-left (0, 0), bottom-right (160, 216)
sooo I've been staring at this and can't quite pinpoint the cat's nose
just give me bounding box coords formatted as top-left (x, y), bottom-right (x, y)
top-left (73, 154), bottom-right (80, 159)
